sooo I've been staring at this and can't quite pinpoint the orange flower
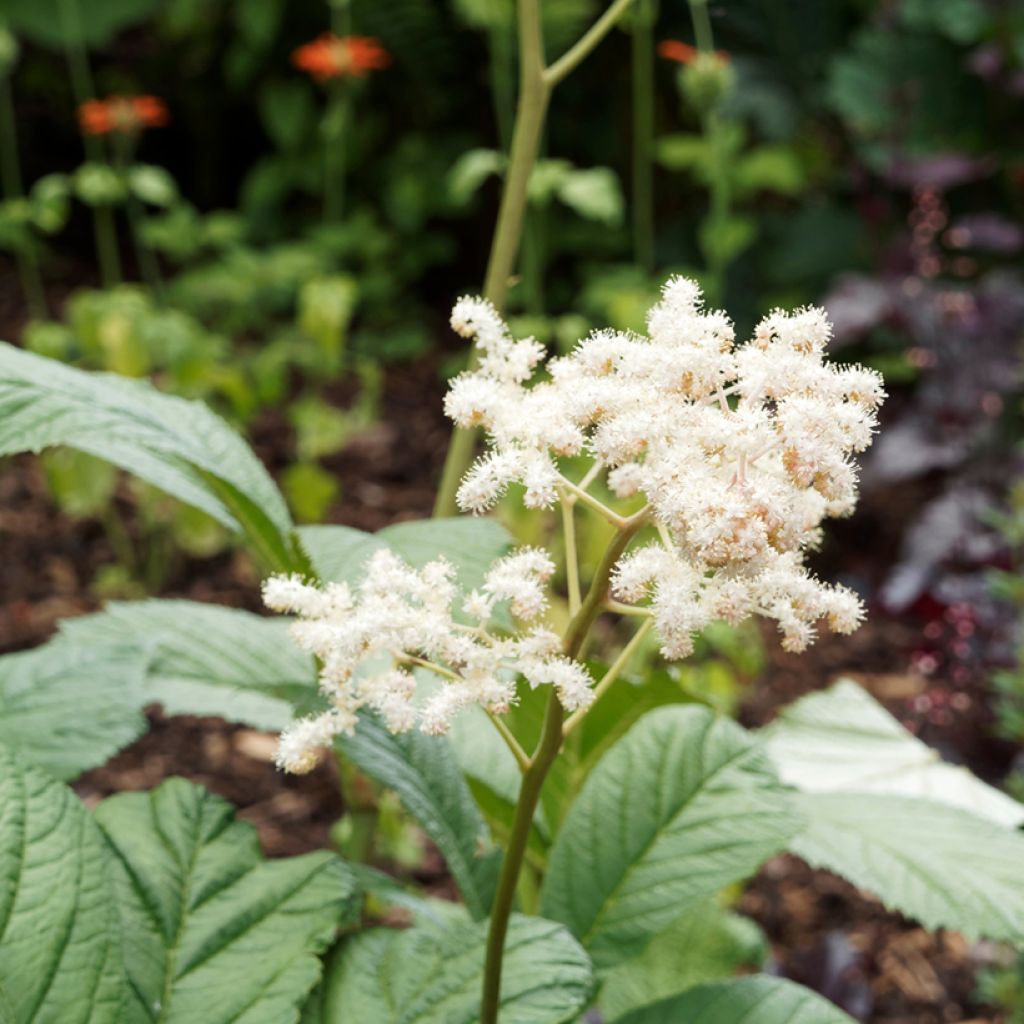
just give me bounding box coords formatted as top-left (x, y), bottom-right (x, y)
top-left (658, 39), bottom-right (730, 65)
top-left (77, 95), bottom-right (170, 136)
top-left (292, 33), bottom-right (390, 81)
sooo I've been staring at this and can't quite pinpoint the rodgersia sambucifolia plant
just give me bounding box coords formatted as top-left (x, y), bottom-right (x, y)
top-left (264, 276), bottom-right (886, 1020)
top-left (4, 0), bottom-right (1024, 1021)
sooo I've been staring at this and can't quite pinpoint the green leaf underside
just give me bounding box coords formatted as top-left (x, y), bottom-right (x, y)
top-left (60, 599), bottom-right (316, 730)
top-left (0, 746), bottom-right (126, 1023)
top-left (615, 976), bottom-right (856, 1024)
top-left (336, 713), bottom-right (500, 920)
top-left (540, 706), bottom-right (800, 970)
top-left (790, 792), bottom-right (1024, 943)
top-left (316, 914), bottom-right (592, 1024)
top-left (599, 902), bottom-right (767, 1022)
top-left (0, 641), bottom-right (148, 779)
top-left (93, 777), bottom-right (357, 1024)
top-left (0, 342), bottom-right (292, 543)
top-left (298, 517), bottom-right (512, 593)
top-left (761, 679), bottom-right (1024, 828)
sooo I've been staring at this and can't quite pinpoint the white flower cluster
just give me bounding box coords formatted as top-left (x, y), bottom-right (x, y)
top-left (263, 548), bottom-right (593, 773)
top-left (446, 277), bottom-right (885, 656)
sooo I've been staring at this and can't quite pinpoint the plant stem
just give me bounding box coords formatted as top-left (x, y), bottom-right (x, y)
top-left (545, 0), bottom-right (637, 87)
top-left (631, 0), bottom-right (656, 273)
top-left (113, 133), bottom-right (163, 297)
top-left (433, 0), bottom-right (549, 517)
top-left (480, 688), bottom-right (563, 1024)
top-left (559, 489), bottom-right (581, 616)
top-left (689, 0), bottom-right (714, 54)
top-left (563, 616), bottom-right (652, 734)
top-left (479, 509), bottom-right (647, 1022)
top-left (434, 0), bottom-right (639, 518)
top-left (93, 206), bottom-right (122, 287)
top-left (0, 73), bottom-right (47, 319)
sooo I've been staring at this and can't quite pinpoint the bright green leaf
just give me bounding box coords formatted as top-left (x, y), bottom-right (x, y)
top-left (315, 914), bottom-right (593, 1023)
top-left (1, 0), bottom-right (160, 47)
top-left (94, 776), bottom-right (357, 1023)
top-left (599, 903), bottom-right (767, 1021)
top-left (0, 747), bottom-right (127, 1022)
top-left (734, 145), bottom-right (806, 198)
top-left (0, 343), bottom-right (298, 571)
top-left (299, 517), bottom-right (513, 592)
top-left (448, 149), bottom-right (506, 206)
top-left (59, 599), bottom-right (316, 730)
top-left (0, 641), bottom-right (147, 779)
top-left (615, 976), bottom-right (855, 1024)
top-left (790, 793), bottom-right (1024, 943)
top-left (73, 163), bottom-right (127, 206)
top-left (128, 165), bottom-right (179, 207)
top-left (336, 713), bottom-right (500, 919)
top-left (761, 679), bottom-right (1024, 828)
top-left (540, 706), bottom-right (800, 969)
top-left (557, 167), bottom-right (624, 226)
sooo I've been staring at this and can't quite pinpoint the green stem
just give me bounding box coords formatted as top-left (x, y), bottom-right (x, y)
top-left (92, 205), bottom-right (122, 287)
top-left (433, 0), bottom-right (550, 517)
top-left (0, 73), bottom-right (47, 318)
top-left (480, 689), bottom-right (563, 1024)
top-left (631, 0), bottom-right (656, 273)
top-left (544, 0), bottom-right (637, 87)
top-left (689, 0), bottom-right (714, 55)
top-left (113, 134), bottom-right (162, 296)
top-left (322, 82), bottom-right (351, 223)
top-left (479, 510), bottom-right (647, 1022)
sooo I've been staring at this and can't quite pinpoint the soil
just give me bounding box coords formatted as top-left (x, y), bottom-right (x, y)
top-left (1, 335), bottom-right (1018, 1022)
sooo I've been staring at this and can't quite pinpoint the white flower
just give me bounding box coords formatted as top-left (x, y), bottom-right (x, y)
top-left (446, 276), bottom-right (884, 659)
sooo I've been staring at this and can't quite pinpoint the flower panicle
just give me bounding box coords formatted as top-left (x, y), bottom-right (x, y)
top-left (444, 275), bottom-right (885, 658)
top-left (264, 547), bottom-right (593, 773)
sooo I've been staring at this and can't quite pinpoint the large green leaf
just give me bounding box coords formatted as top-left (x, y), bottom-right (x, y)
top-left (0, 746), bottom-right (127, 1023)
top-left (93, 776), bottom-right (358, 1024)
top-left (790, 792), bottom-right (1024, 943)
top-left (762, 679), bottom-right (1024, 828)
top-left (540, 706), bottom-right (799, 969)
top-left (616, 976), bottom-right (855, 1024)
top-left (598, 903), bottom-right (767, 1022)
top-left (299, 517), bottom-right (512, 589)
top-left (60, 599), bottom-right (316, 730)
top-left (0, 641), bottom-right (148, 779)
top-left (336, 714), bottom-right (500, 919)
top-left (0, 343), bottom-right (298, 571)
top-left (3, 0), bottom-right (161, 48)
top-left (313, 914), bottom-right (592, 1023)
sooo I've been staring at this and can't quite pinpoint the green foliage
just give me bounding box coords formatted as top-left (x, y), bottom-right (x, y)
top-left (311, 914), bottom-right (593, 1024)
top-left (0, 343), bottom-right (303, 572)
top-left (2, 0), bottom-right (161, 47)
top-left (540, 706), bottom-right (800, 969)
top-left (299, 517), bottom-right (513, 591)
top-left (0, 747), bottom-right (126, 1023)
top-left (761, 679), bottom-right (1024, 828)
top-left (60, 599), bottom-right (316, 729)
top-left (0, 642), bottom-right (147, 780)
top-left (94, 777), bottom-right (357, 1023)
top-left (790, 793), bottom-right (1024, 943)
top-left (337, 714), bottom-right (500, 920)
top-left (614, 976), bottom-right (856, 1024)
top-left (598, 902), bottom-right (767, 1021)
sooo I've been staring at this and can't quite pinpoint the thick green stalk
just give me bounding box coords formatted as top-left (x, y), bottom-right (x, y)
top-left (479, 509), bottom-right (647, 1022)
top-left (631, 0), bottom-right (656, 273)
top-left (113, 133), bottom-right (162, 297)
top-left (0, 72), bottom-right (47, 318)
top-left (434, 0), bottom-right (638, 517)
top-left (433, 0), bottom-right (550, 517)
